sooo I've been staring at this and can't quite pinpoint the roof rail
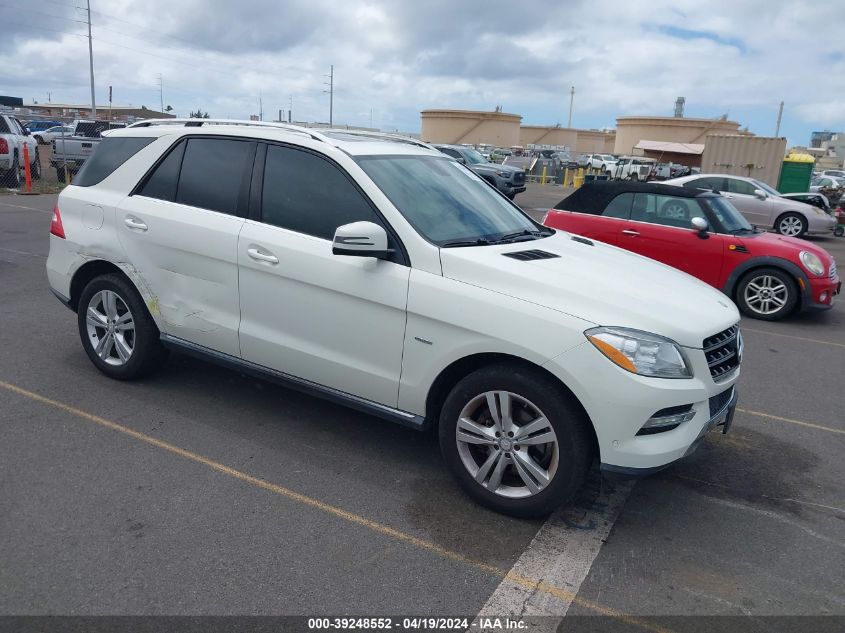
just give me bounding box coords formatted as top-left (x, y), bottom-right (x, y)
top-left (323, 129), bottom-right (435, 150)
top-left (126, 118), bottom-right (329, 142)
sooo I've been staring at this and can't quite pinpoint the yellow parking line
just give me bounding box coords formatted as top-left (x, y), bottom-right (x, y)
top-left (737, 407), bottom-right (845, 435)
top-left (0, 380), bottom-right (669, 633)
top-left (741, 327), bottom-right (845, 349)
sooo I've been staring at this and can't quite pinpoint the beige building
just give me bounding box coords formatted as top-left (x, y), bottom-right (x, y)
top-left (614, 115), bottom-right (743, 155)
top-left (519, 126), bottom-right (615, 153)
top-left (421, 109), bottom-right (521, 146)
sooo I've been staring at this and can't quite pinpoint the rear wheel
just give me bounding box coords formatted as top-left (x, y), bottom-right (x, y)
top-left (4, 154), bottom-right (20, 188)
top-left (56, 166), bottom-right (66, 183)
top-left (775, 212), bottom-right (807, 237)
top-left (735, 267), bottom-right (798, 320)
top-left (77, 274), bottom-right (168, 379)
top-left (438, 364), bottom-right (592, 517)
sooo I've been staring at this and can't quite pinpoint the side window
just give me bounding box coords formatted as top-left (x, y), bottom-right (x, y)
top-left (688, 176), bottom-right (725, 191)
top-left (441, 148), bottom-right (461, 159)
top-left (632, 193), bottom-right (694, 228)
top-left (726, 178), bottom-right (756, 195)
top-left (136, 140), bottom-right (186, 202)
top-left (261, 144), bottom-right (382, 241)
top-left (175, 138), bottom-right (254, 216)
top-left (602, 193), bottom-right (633, 218)
top-left (0, 117), bottom-right (10, 134)
top-left (73, 137), bottom-right (156, 187)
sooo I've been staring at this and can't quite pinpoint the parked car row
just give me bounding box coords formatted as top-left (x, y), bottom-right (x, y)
top-left (433, 144), bottom-right (526, 199)
top-left (0, 113), bottom-right (42, 187)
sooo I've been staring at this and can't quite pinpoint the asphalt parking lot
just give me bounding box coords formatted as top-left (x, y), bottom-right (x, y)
top-left (1, 188), bottom-right (843, 628)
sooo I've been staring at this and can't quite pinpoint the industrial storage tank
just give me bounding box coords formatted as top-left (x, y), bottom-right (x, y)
top-left (615, 115), bottom-right (742, 155)
top-left (420, 109), bottom-right (521, 147)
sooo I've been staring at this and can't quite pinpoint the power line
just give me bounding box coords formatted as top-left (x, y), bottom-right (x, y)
top-left (0, 5), bottom-right (87, 24)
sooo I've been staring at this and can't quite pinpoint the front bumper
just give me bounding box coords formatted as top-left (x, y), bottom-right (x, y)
top-left (804, 274), bottom-right (841, 311)
top-left (544, 339), bottom-right (740, 473)
top-left (601, 386), bottom-right (737, 478)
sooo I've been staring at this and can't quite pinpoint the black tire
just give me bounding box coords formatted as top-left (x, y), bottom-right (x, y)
top-left (56, 166), bottom-right (66, 183)
top-left (438, 364), bottom-right (593, 518)
top-left (735, 267), bottom-right (799, 321)
top-left (34, 135), bottom-right (44, 144)
top-left (774, 212), bottom-right (807, 237)
top-left (629, 172), bottom-right (639, 182)
top-left (506, 192), bottom-right (516, 200)
top-left (834, 225), bottom-right (844, 237)
top-left (31, 148), bottom-right (42, 180)
top-left (77, 274), bottom-right (168, 380)
top-left (5, 153), bottom-right (20, 188)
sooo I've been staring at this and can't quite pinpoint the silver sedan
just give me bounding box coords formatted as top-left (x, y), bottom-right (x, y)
top-left (664, 174), bottom-right (837, 237)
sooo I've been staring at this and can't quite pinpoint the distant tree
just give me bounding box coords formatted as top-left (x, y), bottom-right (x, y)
top-left (141, 105), bottom-right (148, 110)
top-left (189, 109), bottom-right (210, 119)
top-left (165, 105), bottom-right (173, 112)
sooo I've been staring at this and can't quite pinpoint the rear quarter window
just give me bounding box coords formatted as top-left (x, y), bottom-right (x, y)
top-left (73, 137), bottom-right (155, 187)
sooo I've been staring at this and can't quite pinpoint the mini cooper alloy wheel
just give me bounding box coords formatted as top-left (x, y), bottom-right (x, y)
top-left (742, 274), bottom-right (789, 316)
top-left (455, 390), bottom-right (559, 498)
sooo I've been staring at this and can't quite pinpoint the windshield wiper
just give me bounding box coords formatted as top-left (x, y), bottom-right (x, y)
top-left (440, 237), bottom-right (493, 248)
top-left (489, 229), bottom-right (551, 244)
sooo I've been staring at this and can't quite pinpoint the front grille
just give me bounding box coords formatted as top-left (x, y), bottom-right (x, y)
top-left (709, 386), bottom-right (735, 417)
top-left (513, 172), bottom-right (525, 185)
top-left (703, 324), bottom-right (740, 380)
top-left (502, 249), bottom-right (560, 261)
top-left (831, 261), bottom-right (837, 280)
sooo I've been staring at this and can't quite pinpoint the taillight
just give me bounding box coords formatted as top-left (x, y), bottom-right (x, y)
top-left (50, 205), bottom-right (66, 239)
top-left (0, 138), bottom-right (8, 154)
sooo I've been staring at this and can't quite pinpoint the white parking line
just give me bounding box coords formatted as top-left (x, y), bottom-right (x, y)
top-left (476, 476), bottom-right (634, 621)
top-left (0, 199), bottom-right (52, 214)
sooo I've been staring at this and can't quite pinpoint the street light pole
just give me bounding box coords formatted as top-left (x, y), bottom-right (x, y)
top-left (567, 86), bottom-right (574, 128)
top-left (87, 0), bottom-right (96, 119)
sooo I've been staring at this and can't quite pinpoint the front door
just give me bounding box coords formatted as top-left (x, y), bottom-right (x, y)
top-left (617, 192), bottom-right (724, 287)
top-left (237, 143), bottom-right (410, 407)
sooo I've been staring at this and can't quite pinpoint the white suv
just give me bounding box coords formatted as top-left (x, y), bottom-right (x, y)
top-left (47, 120), bottom-right (742, 517)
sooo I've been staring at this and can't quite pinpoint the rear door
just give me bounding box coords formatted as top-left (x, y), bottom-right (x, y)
top-left (617, 192), bottom-right (724, 286)
top-left (117, 136), bottom-right (255, 357)
top-left (237, 143), bottom-right (410, 407)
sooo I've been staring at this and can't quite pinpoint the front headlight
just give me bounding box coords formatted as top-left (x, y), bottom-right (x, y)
top-left (496, 171), bottom-right (510, 179)
top-left (799, 250), bottom-right (825, 276)
top-left (585, 327), bottom-right (692, 378)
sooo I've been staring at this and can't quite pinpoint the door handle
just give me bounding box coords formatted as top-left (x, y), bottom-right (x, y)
top-left (124, 216), bottom-right (148, 231)
top-left (247, 247), bottom-right (279, 264)
top-left (622, 229), bottom-right (640, 236)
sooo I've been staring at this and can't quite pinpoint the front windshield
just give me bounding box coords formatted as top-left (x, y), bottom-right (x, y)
top-left (702, 196), bottom-right (753, 233)
top-left (752, 179), bottom-right (781, 196)
top-left (357, 155), bottom-right (543, 246)
top-left (460, 148), bottom-right (486, 165)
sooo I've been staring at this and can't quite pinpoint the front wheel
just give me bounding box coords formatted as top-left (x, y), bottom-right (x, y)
top-left (439, 364), bottom-right (592, 517)
top-left (775, 212), bottom-right (807, 237)
top-left (77, 274), bottom-right (168, 379)
top-left (506, 192), bottom-right (516, 200)
top-left (31, 148), bottom-right (42, 180)
top-left (736, 267), bottom-right (798, 320)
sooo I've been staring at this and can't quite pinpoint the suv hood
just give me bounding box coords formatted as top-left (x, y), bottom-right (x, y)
top-left (474, 163), bottom-right (523, 175)
top-left (439, 231), bottom-right (739, 348)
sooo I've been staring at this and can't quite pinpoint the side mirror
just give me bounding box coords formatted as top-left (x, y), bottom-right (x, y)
top-left (753, 189), bottom-right (767, 199)
top-left (691, 216), bottom-right (709, 239)
top-left (332, 221), bottom-right (392, 259)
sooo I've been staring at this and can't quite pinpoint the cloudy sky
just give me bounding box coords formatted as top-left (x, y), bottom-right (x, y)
top-left (3, 0), bottom-right (843, 146)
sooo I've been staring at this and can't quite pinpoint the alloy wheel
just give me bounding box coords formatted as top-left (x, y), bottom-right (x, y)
top-left (743, 274), bottom-right (788, 316)
top-left (85, 290), bottom-right (135, 366)
top-left (455, 391), bottom-right (559, 498)
top-left (778, 216), bottom-right (804, 236)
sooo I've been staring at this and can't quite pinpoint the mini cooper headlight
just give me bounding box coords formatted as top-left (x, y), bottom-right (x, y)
top-left (585, 327), bottom-right (692, 378)
top-left (799, 251), bottom-right (825, 276)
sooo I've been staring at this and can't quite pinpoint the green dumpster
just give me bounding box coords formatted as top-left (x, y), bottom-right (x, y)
top-left (777, 153), bottom-right (815, 193)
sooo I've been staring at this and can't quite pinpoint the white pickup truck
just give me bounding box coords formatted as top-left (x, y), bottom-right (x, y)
top-left (610, 156), bottom-right (656, 181)
top-left (51, 120), bottom-right (126, 181)
top-left (0, 114), bottom-right (41, 187)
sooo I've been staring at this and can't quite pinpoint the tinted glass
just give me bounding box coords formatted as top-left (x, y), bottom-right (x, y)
top-left (176, 138), bottom-right (253, 215)
top-left (0, 118), bottom-right (10, 134)
top-left (73, 137), bottom-right (156, 187)
top-left (631, 193), bottom-right (696, 228)
top-left (438, 147), bottom-right (461, 159)
top-left (726, 178), bottom-right (756, 195)
top-left (262, 144), bottom-right (380, 240)
top-left (602, 193), bottom-right (633, 218)
top-left (687, 176), bottom-right (724, 191)
top-left (136, 140), bottom-right (185, 202)
top-left (702, 197), bottom-right (752, 233)
top-left (752, 179), bottom-right (780, 196)
top-left (357, 155), bottom-right (540, 245)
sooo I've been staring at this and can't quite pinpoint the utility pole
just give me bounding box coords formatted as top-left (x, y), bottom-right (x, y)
top-left (324, 65), bottom-right (333, 127)
top-left (157, 73), bottom-right (164, 113)
top-left (86, 0), bottom-right (96, 119)
top-left (567, 86), bottom-right (574, 128)
top-left (259, 92), bottom-right (263, 121)
top-left (370, 108), bottom-right (373, 129)
top-left (774, 101), bottom-right (784, 137)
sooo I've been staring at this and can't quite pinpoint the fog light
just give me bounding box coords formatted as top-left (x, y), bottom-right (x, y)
top-left (820, 292), bottom-right (829, 303)
top-left (637, 404), bottom-right (695, 436)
